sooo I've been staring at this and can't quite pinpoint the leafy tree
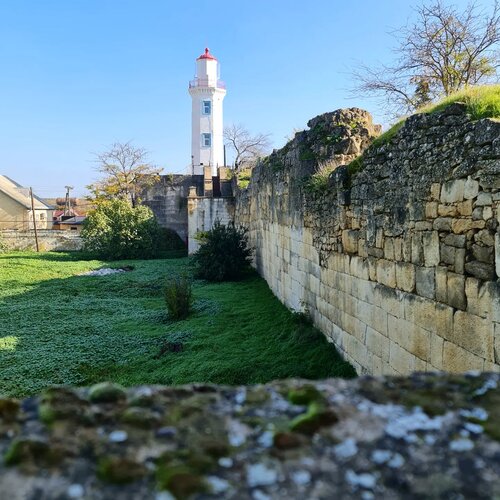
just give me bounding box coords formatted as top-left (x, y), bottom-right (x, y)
top-left (81, 198), bottom-right (161, 260)
top-left (224, 124), bottom-right (271, 171)
top-left (192, 221), bottom-right (253, 281)
top-left (87, 141), bottom-right (163, 207)
top-left (351, 1), bottom-right (500, 117)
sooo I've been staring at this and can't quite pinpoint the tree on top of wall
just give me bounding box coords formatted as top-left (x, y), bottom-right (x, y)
top-left (224, 124), bottom-right (271, 171)
top-left (351, 1), bottom-right (500, 118)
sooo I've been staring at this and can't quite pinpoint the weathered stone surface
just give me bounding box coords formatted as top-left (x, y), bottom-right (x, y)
top-left (465, 261), bottom-right (496, 281)
top-left (1, 376), bottom-right (500, 499)
top-left (416, 267), bottom-right (435, 299)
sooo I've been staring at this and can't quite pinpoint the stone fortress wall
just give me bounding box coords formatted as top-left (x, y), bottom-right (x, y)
top-left (235, 106), bottom-right (500, 375)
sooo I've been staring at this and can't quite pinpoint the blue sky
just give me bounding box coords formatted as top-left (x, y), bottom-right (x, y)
top-left (0, 0), bottom-right (488, 197)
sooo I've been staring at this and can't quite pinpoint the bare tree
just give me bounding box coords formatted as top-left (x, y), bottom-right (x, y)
top-left (88, 141), bottom-right (163, 207)
top-left (224, 124), bottom-right (271, 170)
top-left (351, 1), bottom-right (500, 117)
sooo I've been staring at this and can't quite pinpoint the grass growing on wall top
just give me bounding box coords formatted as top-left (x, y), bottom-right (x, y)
top-left (420, 84), bottom-right (500, 120)
top-left (344, 84), bottom-right (500, 181)
top-left (0, 252), bottom-right (355, 397)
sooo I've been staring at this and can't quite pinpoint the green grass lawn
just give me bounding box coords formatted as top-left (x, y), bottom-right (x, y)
top-left (0, 252), bottom-right (355, 397)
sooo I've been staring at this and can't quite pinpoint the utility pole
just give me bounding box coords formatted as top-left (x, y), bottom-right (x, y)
top-left (29, 187), bottom-right (40, 252)
top-left (64, 185), bottom-right (74, 216)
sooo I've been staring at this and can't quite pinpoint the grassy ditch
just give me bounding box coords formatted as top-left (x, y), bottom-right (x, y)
top-left (0, 252), bottom-right (355, 397)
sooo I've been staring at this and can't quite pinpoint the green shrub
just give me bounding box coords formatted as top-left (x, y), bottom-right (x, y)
top-left (81, 199), bottom-right (161, 260)
top-left (165, 276), bottom-right (193, 320)
top-left (193, 221), bottom-right (253, 282)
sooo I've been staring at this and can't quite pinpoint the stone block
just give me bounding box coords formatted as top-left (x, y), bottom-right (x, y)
top-left (430, 334), bottom-right (444, 370)
top-left (415, 221), bottom-right (433, 231)
top-left (436, 266), bottom-right (448, 303)
top-left (457, 200), bottom-right (473, 216)
top-left (393, 238), bottom-right (403, 261)
top-left (483, 206), bottom-right (493, 220)
top-left (425, 202), bottom-right (438, 219)
top-left (442, 341), bottom-right (485, 373)
top-left (416, 267), bottom-right (435, 299)
top-left (451, 311), bottom-right (494, 360)
top-left (441, 179), bottom-right (465, 203)
top-left (433, 217), bottom-right (452, 232)
top-left (342, 229), bottom-right (359, 255)
top-left (472, 244), bottom-right (494, 264)
top-left (411, 234), bottom-right (423, 265)
top-left (422, 231), bottom-right (440, 267)
top-left (373, 284), bottom-right (402, 316)
top-left (372, 354), bottom-right (384, 375)
top-left (443, 234), bottom-right (466, 248)
top-left (438, 204), bottom-right (457, 217)
top-left (475, 229), bottom-right (495, 247)
top-left (376, 259), bottom-right (396, 288)
top-left (441, 243), bottom-right (456, 266)
top-left (366, 326), bottom-right (389, 361)
top-left (402, 236), bottom-right (412, 262)
top-left (350, 256), bottom-right (370, 280)
top-left (464, 178), bottom-right (479, 200)
top-left (356, 279), bottom-right (376, 304)
top-left (447, 273), bottom-right (466, 310)
top-left (475, 192), bottom-right (492, 206)
top-left (451, 218), bottom-right (485, 234)
top-left (389, 341), bottom-right (416, 375)
top-left (395, 262), bottom-right (416, 292)
top-left (358, 238), bottom-right (368, 258)
top-left (430, 183), bottom-right (441, 201)
top-left (388, 315), bottom-right (430, 362)
top-left (465, 260), bottom-right (496, 281)
top-left (375, 229), bottom-right (384, 249)
top-left (454, 248), bottom-right (465, 275)
top-left (384, 238), bottom-right (395, 260)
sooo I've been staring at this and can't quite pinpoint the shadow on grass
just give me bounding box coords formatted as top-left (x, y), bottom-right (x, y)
top-left (0, 254), bottom-right (356, 398)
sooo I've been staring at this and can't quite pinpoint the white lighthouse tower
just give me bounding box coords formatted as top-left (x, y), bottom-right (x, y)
top-left (188, 48), bottom-right (226, 177)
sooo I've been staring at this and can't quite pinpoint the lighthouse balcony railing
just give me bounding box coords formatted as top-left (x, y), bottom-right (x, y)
top-left (189, 78), bottom-right (226, 89)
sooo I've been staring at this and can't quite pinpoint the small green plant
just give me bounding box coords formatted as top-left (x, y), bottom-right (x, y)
top-left (165, 276), bottom-right (193, 320)
top-left (236, 167), bottom-right (252, 189)
top-left (303, 161), bottom-right (337, 194)
top-left (193, 221), bottom-right (253, 282)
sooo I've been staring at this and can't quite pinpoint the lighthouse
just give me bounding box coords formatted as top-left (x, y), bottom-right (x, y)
top-left (188, 48), bottom-right (226, 177)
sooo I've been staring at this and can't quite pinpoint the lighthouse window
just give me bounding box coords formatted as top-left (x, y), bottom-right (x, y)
top-left (202, 133), bottom-right (211, 147)
top-left (202, 100), bottom-right (211, 115)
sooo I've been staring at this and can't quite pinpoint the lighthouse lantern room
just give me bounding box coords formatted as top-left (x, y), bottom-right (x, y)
top-left (188, 48), bottom-right (226, 176)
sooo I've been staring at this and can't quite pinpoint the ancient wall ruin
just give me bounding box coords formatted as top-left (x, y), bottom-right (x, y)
top-left (236, 106), bottom-right (500, 375)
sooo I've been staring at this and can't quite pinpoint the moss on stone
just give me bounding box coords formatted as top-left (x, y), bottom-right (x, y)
top-left (38, 387), bottom-right (88, 424)
top-left (97, 456), bottom-right (146, 484)
top-left (4, 438), bottom-right (60, 466)
top-left (89, 382), bottom-right (127, 404)
top-left (121, 407), bottom-right (160, 429)
top-left (474, 385), bottom-right (500, 441)
top-left (288, 385), bottom-right (324, 405)
top-left (289, 401), bottom-right (338, 435)
top-left (156, 464), bottom-right (207, 499)
top-left (0, 398), bottom-right (20, 422)
top-left (273, 431), bottom-right (302, 450)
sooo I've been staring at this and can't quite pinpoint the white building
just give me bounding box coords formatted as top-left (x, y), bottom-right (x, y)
top-left (188, 48), bottom-right (226, 176)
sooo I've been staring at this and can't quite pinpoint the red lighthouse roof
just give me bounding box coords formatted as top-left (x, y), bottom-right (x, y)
top-left (197, 47), bottom-right (217, 61)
